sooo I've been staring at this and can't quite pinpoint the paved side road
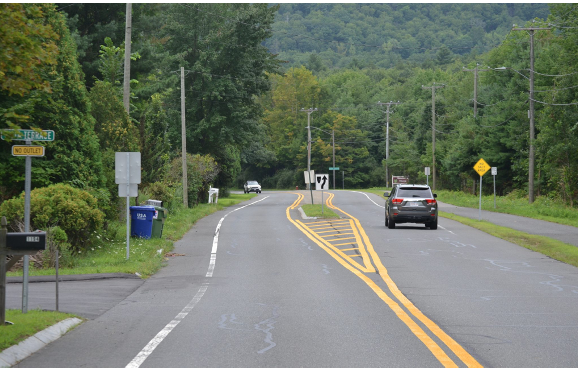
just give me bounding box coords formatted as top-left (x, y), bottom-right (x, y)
top-left (438, 201), bottom-right (578, 247)
top-left (5, 273), bottom-right (144, 319)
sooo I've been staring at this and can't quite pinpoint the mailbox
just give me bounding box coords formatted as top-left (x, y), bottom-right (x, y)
top-left (145, 199), bottom-right (163, 207)
top-left (5, 231), bottom-right (46, 253)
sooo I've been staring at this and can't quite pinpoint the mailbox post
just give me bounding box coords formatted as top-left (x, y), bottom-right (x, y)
top-left (1, 217), bottom-right (7, 325)
top-left (0, 218), bottom-right (46, 324)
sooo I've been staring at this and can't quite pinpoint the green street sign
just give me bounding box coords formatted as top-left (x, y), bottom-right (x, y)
top-left (1, 129), bottom-right (55, 141)
top-left (329, 167), bottom-right (339, 170)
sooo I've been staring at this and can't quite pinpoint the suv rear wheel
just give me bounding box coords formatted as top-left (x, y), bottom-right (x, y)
top-left (387, 216), bottom-right (396, 229)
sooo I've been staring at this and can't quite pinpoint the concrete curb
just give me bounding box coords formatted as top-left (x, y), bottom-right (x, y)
top-left (0, 317), bottom-right (82, 367)
top-left (298, 207), bottom-right (317, 220)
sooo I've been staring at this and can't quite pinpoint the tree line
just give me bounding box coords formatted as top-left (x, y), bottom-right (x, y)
top-left (0, 3), bottom-right (278, 211)
top-left (2, 3), bottom-right (578, 213)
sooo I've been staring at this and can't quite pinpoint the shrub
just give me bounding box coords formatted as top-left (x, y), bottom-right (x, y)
top-left (276, 169), bottom-right (297, 189)
top-left (140, 181), bottom-right (179, 211)
top-left (87, 186), bottom-right (115, 221)
top-left (42, 226), bottom-right (74, 268)
top-left (164, 153), bottom-right (220, 206)
top-left (0, 183), bottom-right (105, 250)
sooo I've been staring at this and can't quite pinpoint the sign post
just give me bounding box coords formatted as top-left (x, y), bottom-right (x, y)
top-left (491, 167), bottom-right (497, 209)
top-left (316, 174), bottom-right (329, 215)
top-left (474, 158), bottom-right (491, 220)
top-left (425, 167), bottom-right (431, 186)
top-left (304, 170), bottom-right (315, 205)
top-left (115, 152), bottom-right (141, 260)
top-left (2, 129), bottom-right (54, 314)
top-left (1, 217), bottom-right (6, 326)
top-left (329, 167), bottom-right (339, 191)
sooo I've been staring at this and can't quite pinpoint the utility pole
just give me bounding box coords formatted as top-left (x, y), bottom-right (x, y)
top-left (332, 129), bottom-right (335, 190)
top-left (123, 3), bottom-right (132, 113)
top-left (377, 101), bottom-right (401, 188)
top-left (513, 24), bottom-right (550, 204)
top-left (422, 83), bottom-right (444, 191)
top-left (300, 108), bottom-right (317, 191)
top-left (463, 64), bottom-right (490, 118)
top-left (181, 67), bottom-right (188, 208)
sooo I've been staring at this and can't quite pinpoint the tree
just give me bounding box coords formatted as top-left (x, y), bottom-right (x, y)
top-left (161, 4), bottom-right (281, 190)
top-left (436, 46), bottom-right (453, 65)
top-left (57, 3), bottom-right (128, 88)
top-left (0, 4), bottom-right (59, 97)
top-left (0, 4), bottom-right (59, 129)
top-left (262, 66), bottom-right (323, 169)
top-left (0, 4), bottom-right (104, 200)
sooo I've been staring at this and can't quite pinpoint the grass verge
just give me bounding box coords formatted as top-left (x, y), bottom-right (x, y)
top-left (0, 310), bottom-right (78, 351)
top-left (359, 188), bottom-right (578, 268)
top-left (361, 187), bottom-right (578, 228)
top-left (436, 189), bottom-right (578, 228)
top-left (439, 212), bottom-right (578, 268)
top-left (7, 193), bottom-right (256, 278)
top-left (301, 204), bottom-right (340, 219)
top-left (2, 194), bottom-right (256, 353)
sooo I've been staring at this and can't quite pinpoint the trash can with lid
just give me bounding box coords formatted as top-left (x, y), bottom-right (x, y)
top-left (130, 206), bottom-right (156, 239)
top-left (151, 206), bottom-right (168, 238)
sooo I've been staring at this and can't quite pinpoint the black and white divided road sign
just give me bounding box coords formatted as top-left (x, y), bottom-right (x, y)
top-left (316, 174), bottom-right (329, 190)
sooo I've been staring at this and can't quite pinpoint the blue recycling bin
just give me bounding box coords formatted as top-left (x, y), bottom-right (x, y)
top-left (130, 206), bottom-right (156, 239)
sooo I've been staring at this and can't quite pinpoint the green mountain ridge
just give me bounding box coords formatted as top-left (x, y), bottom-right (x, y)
top-left (266, 3), bottom-right (550, 71)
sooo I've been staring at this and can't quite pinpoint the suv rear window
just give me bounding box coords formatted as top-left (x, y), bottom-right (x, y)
top-left (396, 187), bottom-right (432, 198)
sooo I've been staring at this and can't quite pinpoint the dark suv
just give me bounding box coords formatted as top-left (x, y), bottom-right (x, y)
top-left (384, 184), bottom-right (438, 229)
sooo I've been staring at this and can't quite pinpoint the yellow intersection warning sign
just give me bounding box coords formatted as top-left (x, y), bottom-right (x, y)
top-left (474, 158), bottom-right (490, 176)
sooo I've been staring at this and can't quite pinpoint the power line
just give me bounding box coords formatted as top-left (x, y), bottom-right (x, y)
top-left (530, 98), bottom-right (578, 106)
top-left (477, 112), bottom-right (519, 128)
top-left (532, 70), bottom-right (578, 77)
top-left (472, 99), bottom-right (505, 107)
top-left (534, 84), bottom-right (578, 93)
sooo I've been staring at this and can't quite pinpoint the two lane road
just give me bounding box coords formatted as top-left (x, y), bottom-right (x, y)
top-left (17, 191), bottom-right (578, 367)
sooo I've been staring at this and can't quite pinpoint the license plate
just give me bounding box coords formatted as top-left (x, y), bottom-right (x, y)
top-left (409, 202), bottom-right (419, 207)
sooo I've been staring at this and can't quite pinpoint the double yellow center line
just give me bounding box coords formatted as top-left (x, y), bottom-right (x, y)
top-left (287, 192), bottom-right (481, 368)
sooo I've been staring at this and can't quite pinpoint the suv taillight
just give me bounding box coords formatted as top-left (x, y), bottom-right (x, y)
top-left (425, 199), bottom-right (437, 205)
top-left (392, 198), bottom-right (403, 204)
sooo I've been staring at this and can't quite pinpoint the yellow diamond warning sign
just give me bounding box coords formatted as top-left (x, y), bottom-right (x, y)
top-left (474, 158), bottom-right (490, 176)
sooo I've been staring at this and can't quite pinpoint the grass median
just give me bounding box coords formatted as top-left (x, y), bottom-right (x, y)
top-left (301, 204), bottom-right (340, 219)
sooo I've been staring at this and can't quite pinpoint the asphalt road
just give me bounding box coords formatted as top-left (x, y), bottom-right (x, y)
top-left (438, 201), bottom-right (578, 247)
top-left (10, 190), bottom-right (578, 367)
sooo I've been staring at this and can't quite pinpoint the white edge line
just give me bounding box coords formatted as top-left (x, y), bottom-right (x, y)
top-left (211, 196), bottom-right (269, 255)
top-left (125, 285), bottom-right (209, 368)
top-left (350, 190), bottom-right (385, 208)
top-left (349, 190), bottom-right (456, 234)
top-left (126, 196), bottom-right (269, 368)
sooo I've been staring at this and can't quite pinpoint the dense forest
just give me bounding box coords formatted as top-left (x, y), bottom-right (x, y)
top-left (3, 2), bottom-right (578, 233)
top-left (267, 3), bottom-right (550, 70)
